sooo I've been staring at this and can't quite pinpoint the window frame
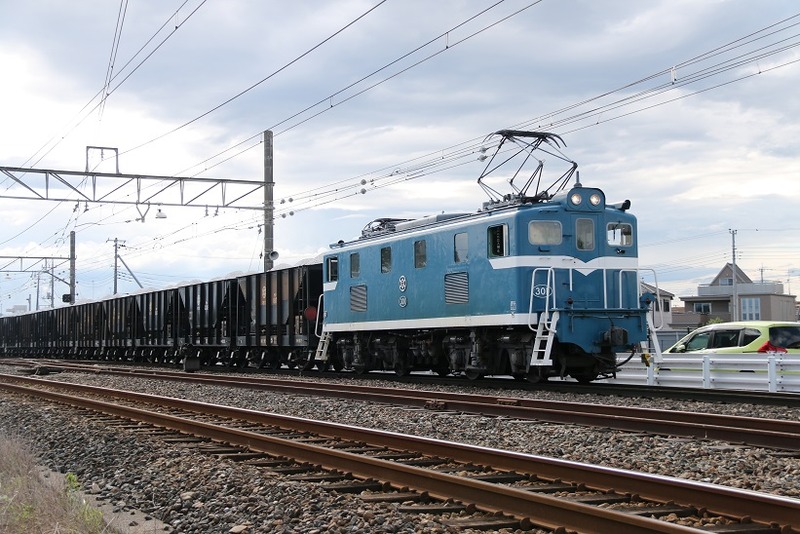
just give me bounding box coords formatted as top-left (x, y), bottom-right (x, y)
top-left (529, 220), bottom-right (562, 245)
top-left (414, 240), bottom-right (427, 268)
top-left (741, 297), bottom-right (761, 321)
top-left (607, 222), bottom-right (633, 247)
top-left (380, 246), bottom-right (392, 274)
top-left (576, 218), bottom-right (594, 251)
top-left (454, 232), bottom-right (468, 263)
top-left (487, 224), bottom-right (508, 258)
top-left (326, 256), bottom-right (339, 282)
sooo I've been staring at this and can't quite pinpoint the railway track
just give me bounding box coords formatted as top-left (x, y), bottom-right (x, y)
top-left (9, 361), bottom-right (800, 451)
top-left (0, 373), bottom-right (798, 533)
top-left (6, 357), bottom-right (800, 408)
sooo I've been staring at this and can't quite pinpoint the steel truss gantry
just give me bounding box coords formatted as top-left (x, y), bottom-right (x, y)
top-left (0, 165), bottom-right (266, 212)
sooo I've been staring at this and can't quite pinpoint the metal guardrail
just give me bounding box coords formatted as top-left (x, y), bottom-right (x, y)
top-left (604, 353), bottom-right (800, 393)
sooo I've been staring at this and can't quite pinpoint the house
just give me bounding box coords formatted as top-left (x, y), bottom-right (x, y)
top-left (675, 263), bottom-right (797, 328)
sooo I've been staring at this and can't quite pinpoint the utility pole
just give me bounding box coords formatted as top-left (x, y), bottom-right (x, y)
top-left (107, 237), bottom-right (142, 294)
top-left (731, 229), bottom-right (738, 321)
top-left (263, 130), bottom-right (275, 272)
top-left (68, 231), bottom-right (76, 304)
top-left (49, 259), bottom-right (54, 308)
top-left (108, 238), bottom-right (125, 295)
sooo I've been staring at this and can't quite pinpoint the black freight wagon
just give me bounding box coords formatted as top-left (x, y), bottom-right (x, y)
top-left (0, 262), bottom-right (324, 370)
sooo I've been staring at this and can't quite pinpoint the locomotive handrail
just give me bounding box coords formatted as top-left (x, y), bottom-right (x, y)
top-left (639, 267), bottom-right (664, 331)
top-left (618, 268), bottom-right (665, 331)
top-left (314, 293), bottom-right (325, 338)
top-left (529, 267), bottom-right (556, 331)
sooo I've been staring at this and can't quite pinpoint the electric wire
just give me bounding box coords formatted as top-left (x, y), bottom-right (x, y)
top-left (122, 0), bottom-right (390, 156)
top-left (13, 0), bottom-right (207, 173)
top-left (4, 7), bottom-right (800, 302)
top-left (99, 0), bottom-right (130, 119)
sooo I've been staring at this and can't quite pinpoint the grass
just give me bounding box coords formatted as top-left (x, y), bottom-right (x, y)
top-left (0, 435), bottom-right (107, 533)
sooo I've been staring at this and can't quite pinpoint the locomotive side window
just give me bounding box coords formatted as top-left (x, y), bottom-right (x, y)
top-left (326, 257), bottom-right (338, 282)
top-left (488, 224), bottom-right (508, 257)
top-left (529, 221), bottom-right (562, 245)
top-left (576, 218), bottom-right (594, 250)
top-left (607, 222), bottom-right (633, 246)
top-left (414, 240), bottom-right (427, 268)
top-left (454, 232), bottom-right (468, 263)
top-left (350, 253), bottom-right (360, 278)
top-left (381, 246), bottom-right (392, 273)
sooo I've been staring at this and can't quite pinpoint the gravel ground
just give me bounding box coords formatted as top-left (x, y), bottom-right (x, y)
top-left (1, 364), bottom-right (799, 533)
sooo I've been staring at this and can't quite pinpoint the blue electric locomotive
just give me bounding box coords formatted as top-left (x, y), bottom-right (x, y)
top-left (316, 131), bottom-right (658, 382)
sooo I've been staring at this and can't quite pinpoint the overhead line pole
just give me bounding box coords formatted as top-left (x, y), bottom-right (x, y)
top-left (730, 229), bottom-right (738, 322)
top-left (69, 231), bottom-right (76, 304)
top-left (264, 130), bottom-right (275, 272)
top-left (108, 238), bottom-right (125, 295)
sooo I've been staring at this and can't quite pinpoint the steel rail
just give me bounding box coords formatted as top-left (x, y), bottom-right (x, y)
top-left (1, 373), bottom-right (798, 532)
top-left (0, 377), bottom-right (700, 534)
top-left (30, 363), bottom-right (800, 450)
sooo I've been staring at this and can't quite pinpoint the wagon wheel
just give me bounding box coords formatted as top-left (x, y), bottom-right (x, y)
top-left (394, 361), bottom-right (410, 377)
top-left (433, 365), bottom-right (451, 377)
top-left (301, 356), bottom-right (315, 371)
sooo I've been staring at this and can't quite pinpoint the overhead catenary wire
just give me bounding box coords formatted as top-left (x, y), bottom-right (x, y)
top-left (85, 29), bottom-right (800, 280)
top-left (54, 17), bottom-right (800, 260)
top-left (99, 0), bottom-right (130, 119)
top-left (13, 0), bottom-right (208, 173)
top-left (3, 0), bottom-right (382, 266)
top-left (4, 8), bottom-right (800, 302)
top-left (122, 0), bottom-right (391, 157)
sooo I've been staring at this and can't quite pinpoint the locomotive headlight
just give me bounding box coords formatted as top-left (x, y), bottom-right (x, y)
top-left (569, 192), bottom-right (582, 205)
top-left (589, 193), bottom-right (602, 206)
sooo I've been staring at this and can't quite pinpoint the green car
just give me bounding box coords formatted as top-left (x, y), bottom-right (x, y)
top-left (665, 321), bottom-right (800, 354)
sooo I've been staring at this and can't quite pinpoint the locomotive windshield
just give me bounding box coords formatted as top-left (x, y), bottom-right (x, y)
top-left (529, 221), bottom-right (562, 245)
top-left (607, 222), bottom-right (633, 246)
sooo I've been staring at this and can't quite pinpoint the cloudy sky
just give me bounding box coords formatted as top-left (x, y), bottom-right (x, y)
top-left (1, 0), bottom-right (799, 312)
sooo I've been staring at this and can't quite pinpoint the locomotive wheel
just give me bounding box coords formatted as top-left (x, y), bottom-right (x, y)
top-left (570, 372), bottom-right (597, 384)
top-left (353, 364), bottom-right (367, 375)
top-left (526, 368), bottom-right (544, 384)
top-left (465, 370), bottom-right (483, 381)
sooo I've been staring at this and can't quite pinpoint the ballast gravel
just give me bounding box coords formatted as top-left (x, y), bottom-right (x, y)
top-left (1, 365), bottom-right (799, 533)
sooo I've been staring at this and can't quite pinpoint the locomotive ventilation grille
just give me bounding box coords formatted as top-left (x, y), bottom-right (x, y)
top-left (350, 285), bottom-right (367, 312)
top-left (444, 272), bottom-right (469, 304)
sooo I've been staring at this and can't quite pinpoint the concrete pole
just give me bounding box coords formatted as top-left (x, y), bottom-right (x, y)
top-left (730, 229), bottom-right (738, 321)
top-left (69, 231), bottom-right (76, 304)
top-left (113, 238), bottom-right (119, 295)
top-left (264, 130), bottom-right (274, 272)
top-left (49, 259), bottom-right (54, 308)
